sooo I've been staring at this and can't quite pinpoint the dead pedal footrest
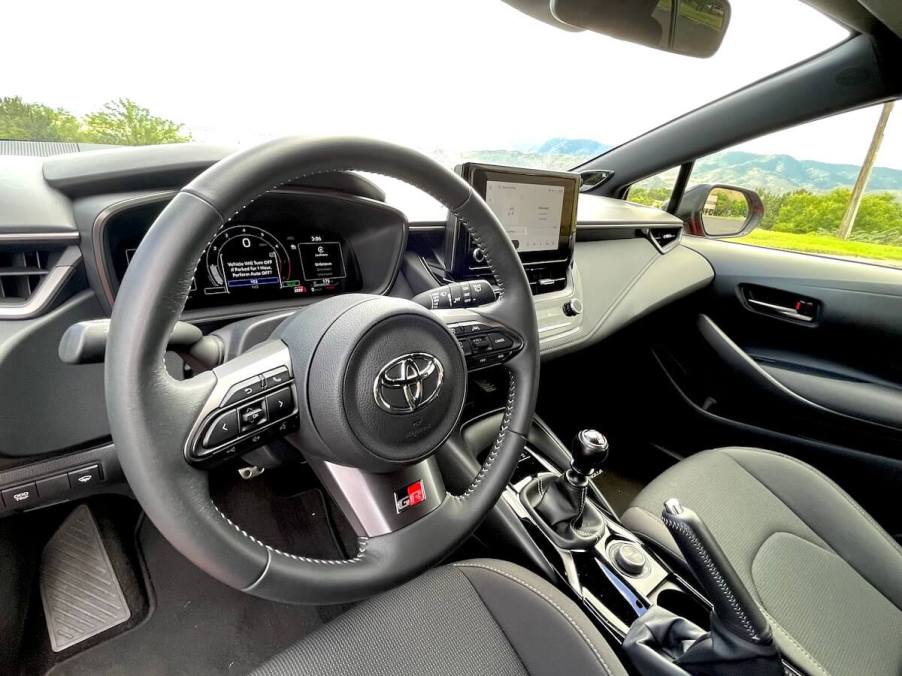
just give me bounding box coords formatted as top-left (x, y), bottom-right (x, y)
top-left (39, 504), bottom-right (131, 652)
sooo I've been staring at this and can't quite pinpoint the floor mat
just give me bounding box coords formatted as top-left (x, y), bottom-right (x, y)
top-left (49, 489), bottom-right (349, 676)
top-left (40, 505), bottom-right (131, 652)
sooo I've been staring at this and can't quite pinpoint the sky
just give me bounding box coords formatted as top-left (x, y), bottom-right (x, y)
top-left (3, 0), bottom-right (900, 172)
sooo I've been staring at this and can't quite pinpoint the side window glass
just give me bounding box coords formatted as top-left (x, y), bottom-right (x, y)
top-left (692, 101), bottom-right (902, 269)
top-left (626, 167), bottom-right (680, 210)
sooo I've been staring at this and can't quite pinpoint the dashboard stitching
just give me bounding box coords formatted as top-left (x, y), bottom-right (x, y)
top-left (212, 503), bottom-right (368, 565)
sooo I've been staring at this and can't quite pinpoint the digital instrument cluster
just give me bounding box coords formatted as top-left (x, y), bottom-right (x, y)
top-left (110, 211), bottom-right (358, 311)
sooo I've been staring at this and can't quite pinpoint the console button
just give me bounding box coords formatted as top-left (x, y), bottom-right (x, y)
top-left (203, 410), bottom-right (239, 448)
top-left (2, 482), bottom-right (38, 509)
top-left (488, 332), bottom-right (513, 350)
top-left (36, 474), bottom-right (71, 499)
top-left (459, 338), bottom-right (472, 356)
top-left (68, 465), bottom-right (103, 489)
top-left (470, 335), bottom-right (491, 351)
top-left (265, 387), bottom-right (294, 420)
top-left (238, 401), bottom-right (268, 432)
top-left (222, 376), bottom-right (264, 406)
top-left (262, 367), bottom-right (290, 389)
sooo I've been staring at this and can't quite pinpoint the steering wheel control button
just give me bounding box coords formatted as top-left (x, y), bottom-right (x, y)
top-left (221, 376), bottom-right (265, 407)
top-left (470, 335), bottom-right (491, 351)
top-left (448, 321), bottom-right (522, 372)
top-left (68, 465), bottom-right (103, 489)
top-left (2, 482), bottom-right (38, 509)
top-left (262, 367), bottom-right (290, 389)
top-left (611, 541), bottom-right (648, 577)
top-left (238, 401), bottom-right (268, 432)
top-left (265, 387), bottom-right (294, 419)
top-left (203, 410), bottom-right (239, 448)
top-left (488, 332), bottom-right (513, 350)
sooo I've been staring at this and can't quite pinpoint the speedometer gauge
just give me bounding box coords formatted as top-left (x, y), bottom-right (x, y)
top-left (204, 225), bottom-right (293, 293)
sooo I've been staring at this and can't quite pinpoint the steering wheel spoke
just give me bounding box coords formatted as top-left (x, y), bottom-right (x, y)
top-left (433, 301), bottom-right (526, 373)
top-left (307, 456), bottom-right (447, 537)
top-left (184, 339), bottom-right (298, 466)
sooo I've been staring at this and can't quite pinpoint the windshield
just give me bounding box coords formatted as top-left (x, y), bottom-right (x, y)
top-left (3, 0), bottom-right (846, 218)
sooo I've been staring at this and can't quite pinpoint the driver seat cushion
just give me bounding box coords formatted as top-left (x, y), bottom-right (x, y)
top-left (252, 558), bottom-right (626, 676)
top-left (621, 446), bottom-right (902, 676)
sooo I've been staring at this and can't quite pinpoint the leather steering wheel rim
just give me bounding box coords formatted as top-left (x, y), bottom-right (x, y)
top-left (105, 137), bottom-right (540, 604)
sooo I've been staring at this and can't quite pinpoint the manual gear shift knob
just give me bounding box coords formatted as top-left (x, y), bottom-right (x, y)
top-left (568, 429), bottom-right (609, 481)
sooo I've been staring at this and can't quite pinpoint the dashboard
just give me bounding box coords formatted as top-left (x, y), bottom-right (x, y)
top-left (0, 145), bottom-right (713, 462)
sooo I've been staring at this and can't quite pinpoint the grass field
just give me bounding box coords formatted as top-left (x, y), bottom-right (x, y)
top-left (732, 230), bottom-right (902, 268)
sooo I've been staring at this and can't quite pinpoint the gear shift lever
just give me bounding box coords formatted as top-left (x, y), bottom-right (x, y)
top-left (520, 429), bottom-right (608, 549)
top-left (567, 429), bottom-right (610, 484)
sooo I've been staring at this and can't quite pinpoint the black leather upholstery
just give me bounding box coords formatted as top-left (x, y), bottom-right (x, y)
top-left (623, 447), bottom-right (902, 676)
top-left (252, 559), bottom-right (626, 676)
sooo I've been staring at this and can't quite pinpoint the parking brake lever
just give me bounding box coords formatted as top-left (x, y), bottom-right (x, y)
top-left (623, 499), bottom-right (782, 675)
top-left (662, 498), bottom-right (772, 645)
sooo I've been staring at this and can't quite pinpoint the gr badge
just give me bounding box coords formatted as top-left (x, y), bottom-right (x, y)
top-left (394, 479), bottom-right (426, 514)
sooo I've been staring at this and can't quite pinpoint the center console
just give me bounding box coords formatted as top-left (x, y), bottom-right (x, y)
top-left (457, 411), bottom-right (790, 675)
top-left (500, 429), bottom-right (708, 638)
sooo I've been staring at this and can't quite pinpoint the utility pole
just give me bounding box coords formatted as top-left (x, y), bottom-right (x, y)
top-left (838, 101), bottom-right (894, 240)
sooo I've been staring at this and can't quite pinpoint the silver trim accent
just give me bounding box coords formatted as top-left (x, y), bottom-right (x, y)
top-left (373, 352), bottom-right (444, 414)
top-left (91, 191), bottom-right (177, 306)
top-left (308, 456), bottom-right (447, 536)
top-left (0, 232), bottom-right (79, 243)
top-left (0, 247), bottom-right (82, 319)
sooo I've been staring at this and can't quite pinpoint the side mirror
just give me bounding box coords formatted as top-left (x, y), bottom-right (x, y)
top-left (677, 184), bottom-right (764, 238)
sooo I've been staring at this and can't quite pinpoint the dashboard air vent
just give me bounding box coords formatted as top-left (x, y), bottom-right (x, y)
top-left (646, 226), bottom-right (682, 253)
top-left (0, 249), bottom-right (51, 301)
top-left (0, 240), bottom-right (82, 319)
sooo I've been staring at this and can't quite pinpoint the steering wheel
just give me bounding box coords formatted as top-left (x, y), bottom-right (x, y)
top-left (105, 138), bottom-right (539, 604)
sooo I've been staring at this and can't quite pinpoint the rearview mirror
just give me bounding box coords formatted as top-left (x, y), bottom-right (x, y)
top-left (677, 184), bottom-right (763, 238)
top-left (549, 0), bottom-right (731, 58)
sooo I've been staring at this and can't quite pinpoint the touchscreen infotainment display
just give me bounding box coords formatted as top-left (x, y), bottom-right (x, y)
top-left (446, 163), bottom-right (580, 281)
top-left (484, 180), bottom-right (566, 253)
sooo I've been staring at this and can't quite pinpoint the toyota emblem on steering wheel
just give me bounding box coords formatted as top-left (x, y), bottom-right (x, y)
top-left (373, 353), bottom-right (444, 414)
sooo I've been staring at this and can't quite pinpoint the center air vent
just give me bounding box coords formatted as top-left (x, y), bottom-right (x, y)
top-left (646, 226), bottom-right (682, 253)
top-left (0, 240), bottom-right (82, 318)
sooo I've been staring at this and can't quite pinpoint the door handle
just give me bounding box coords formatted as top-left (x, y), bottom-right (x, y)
top-left (740, 285), bottom-right (820, 323)
top-left (746, 298), bottom-right (815, 322)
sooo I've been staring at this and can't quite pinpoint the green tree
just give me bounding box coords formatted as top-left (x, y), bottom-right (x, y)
top-left (770, 187), bottom-right (902, 245)
top-left (82, 98), bottom-right (191, 145)
top-left (0, 96), bottom-right (85, 142)
top-left (755, 188), bottom-right (789, 230)
top-left (772, 189), bottom-right (850, 234)
top-left (627, 186), bottom-right (673, 209)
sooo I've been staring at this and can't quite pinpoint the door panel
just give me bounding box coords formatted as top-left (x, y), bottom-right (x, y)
top-left (641, 236), bottom-right (902, 537)
top-left (683, 236), bottom-right (902, 441)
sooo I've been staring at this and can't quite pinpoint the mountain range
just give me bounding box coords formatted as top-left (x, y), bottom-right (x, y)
top-left (462, 139), bottom-right (902, 195)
